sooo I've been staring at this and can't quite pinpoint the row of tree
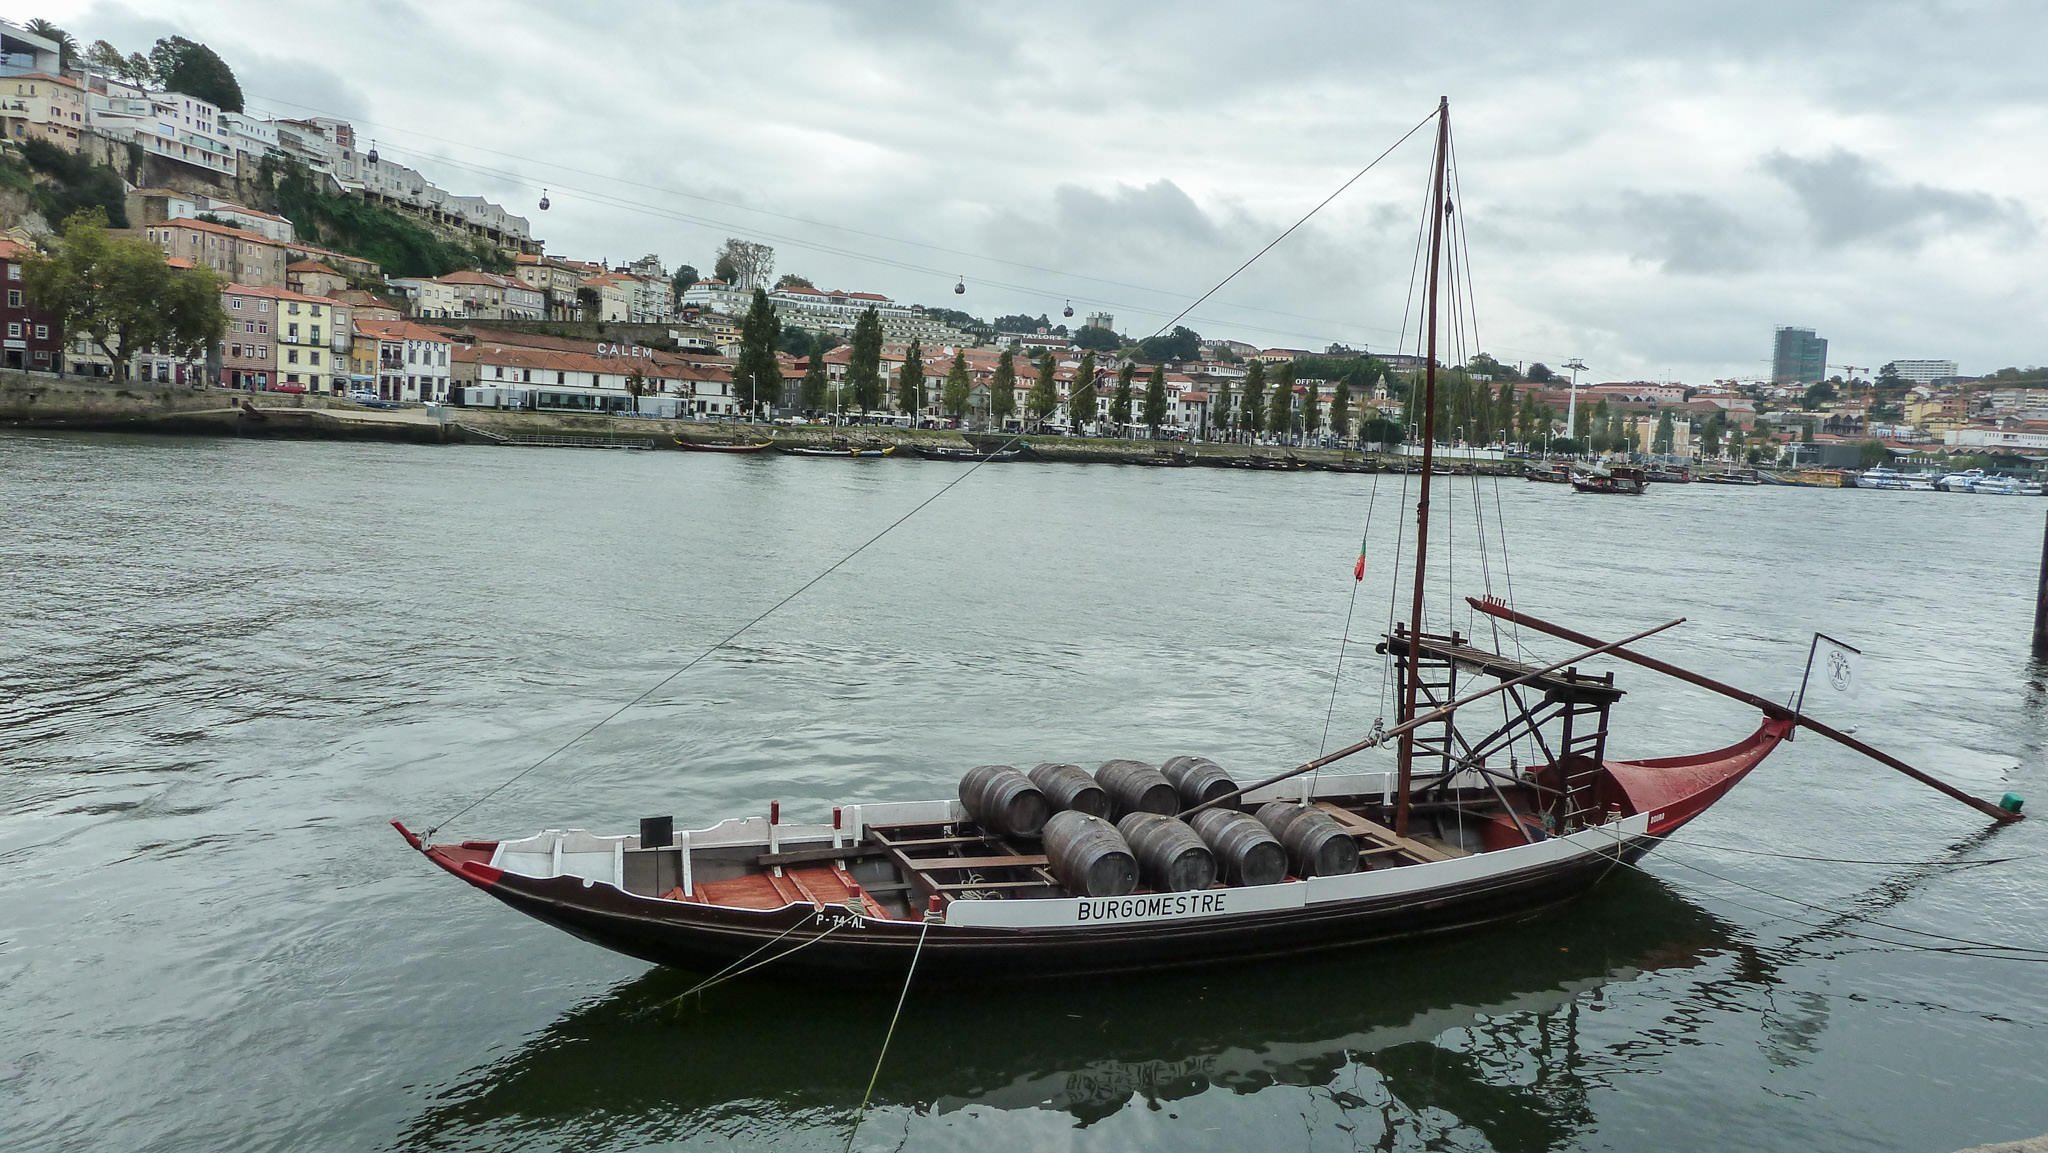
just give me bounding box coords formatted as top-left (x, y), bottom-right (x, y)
top-left (19, 211), bottom-right (227, 377)
top-left (23, 19), bottom-right (244, 112)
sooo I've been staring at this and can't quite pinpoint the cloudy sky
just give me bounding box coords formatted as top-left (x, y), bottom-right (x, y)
top-left (37, 0), bottom-right (2048, 381)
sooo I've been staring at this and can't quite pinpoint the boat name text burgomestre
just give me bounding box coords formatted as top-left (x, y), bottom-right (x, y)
top-left (1077, 892), bottom-right (1227, 922)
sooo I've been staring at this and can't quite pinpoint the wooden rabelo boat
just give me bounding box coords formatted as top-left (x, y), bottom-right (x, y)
top-left (673, 437), bottom-right (773, 453)
top-left (912, 444), bottom-right (1022, 462)
top-left (399, 100), bottom-right (2018, 985)
top-left (1571, 465), bottom-right (1648, 495)
top-left (780, 442), bottom-right (897, 458)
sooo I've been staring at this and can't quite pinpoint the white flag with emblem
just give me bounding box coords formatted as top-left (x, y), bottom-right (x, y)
top-left (1801, 633), bottom-right (1862, 714)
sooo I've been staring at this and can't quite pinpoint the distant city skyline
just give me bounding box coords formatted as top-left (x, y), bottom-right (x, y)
top-left (27, 0), bottom-right (2048, 384)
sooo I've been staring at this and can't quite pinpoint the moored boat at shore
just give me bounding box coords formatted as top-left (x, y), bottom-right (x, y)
top-left (1571, 465), bottom-right (1648, 495)
top-left (780, 442), bottom-right (898, 458)
top-left (673, 437), bottom-right (774, 453)
top-left (1853, 466), bottom-right (1936, 491)
top-left (1696, 467), bottom-right (1760, 485)
top-left (1759, 468), bottom-right (1848, 488)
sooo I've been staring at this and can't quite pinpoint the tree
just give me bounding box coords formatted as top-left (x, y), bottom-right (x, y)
top-left (1517, 391), bottom-right (1540, 449)
top-left (848, 306), bottom-right (884, 413)
top-left (24, 20), bottom-right (78, 72)
top-left (1267, 365), bottom-right (1294, 440)
top-left (1701, 410), bottom-right (1727, 458)
top-left (896, 338), bottom-right (924, 418)
top-left (575, 285), bottom-right (601, 320)
top-left (1136, 325), bottom-right (1201, 364)
top-left (800, 346), bottom-right (829, 412)
top-left (734, 288), bottom-right (783, 419)
top-left (148, 37), bottom-right (243, 112)
top-left (712, 252), bottom-right (738, 283)
top-left (1074, 325), bottom-right (1121, 353)
top-left (714, 238), bottom-right (774, 289)
top-left (1241, 361), bottom-right (1266, 435)
top-left (24, 210), bottom-right (224, 381)
top-left (1070, 351), bottom-right (1096, 433)
top-left (1527, 362), bottom-right (1555, 383)
top-left (624, 367), bottom-right (647, 400)
top-left (1028, 351), bottom-right (1060, 430)
top-left (86, 38), bottom-right (125, 75)
top-left (1301, 383), bottom-right (1321, 440)
top-left (1464, 352), bottom-right (1519, 381)
top-left (1493, 382), bottom-right (1515, 445)
top-left (18, 139), bottom-right (129, 226)
top-left (990, 347), bottom-right (1018, 426)
top-left (943, 350), bottom-right (971, 422)
top-left (1800, 380), bottom-right (1838, 410)
top-left (1329, 379), bottom-right (1351, 441)
top-left (1143, 364), bottom-right (1169, 434)
top-left (1653, 410), bottom-right (1676, 455)
top-left (1213, 378), bottom-right (1236, 441)
top-left (1572, 399), bottom-right (1592, 445)
top-left (774, 273), bottom-right (815, 290)
top-left (670, 264), bottom-right (698, 301)
top-left (1111, 362), bottom-right (1134, 428)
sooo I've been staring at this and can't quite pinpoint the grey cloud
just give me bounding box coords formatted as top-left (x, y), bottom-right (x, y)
top-left (1763, 149), bottom-right (2032, 250)
top-left (1617, 191), bottom-right (1767, 274)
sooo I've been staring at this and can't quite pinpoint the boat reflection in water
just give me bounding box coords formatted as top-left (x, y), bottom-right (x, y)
top-left (395, 872), bottom-right (1763, 1151)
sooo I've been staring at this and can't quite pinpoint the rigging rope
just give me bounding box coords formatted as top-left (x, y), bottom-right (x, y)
top-left (845, 917), bottom-right (933, 1153)
top-left (1318, 470), bottom-right (1384, 760)
top-left (1143, 108), bottom-right (1436, 341)
top-left (637, 919), bottom-right (851, 1017)
top-left (425, 439), bottom-right (1022, 836)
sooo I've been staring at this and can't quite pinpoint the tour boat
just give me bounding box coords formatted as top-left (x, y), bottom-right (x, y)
top-left (911, 444), bottom-right (1021, 462)
top-left (1525, 462), bottom-right (1572, 483)
top-left (1695, 468), bottom-right (1760, 485)
top-left (1759, 469), bottom-right (1848, 488)
top-left (1968, 474), bottom-right (2043, 496)
top-left (1853, 467), bottom-right (1936, 491)
top-left (399, 99), bottom-right (2017, 985)
top-left (1935, 468), bottom-right (1985, 492)
top-left (673, 437), bottom-right (774, 454)
top-left (1644, 464), bottom-right (1692, 484)
top-left (1571, 465), bottom-right (1648, 495)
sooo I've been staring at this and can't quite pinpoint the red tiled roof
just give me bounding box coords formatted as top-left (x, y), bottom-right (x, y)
top-left (0, 237), bottom-right (34, 261)
top-left (222, 283), bottom-right (349, 306)
top-left (152, 218), bottom-right (281, 246)
top-left (287, 260), bottom-right (339, 274)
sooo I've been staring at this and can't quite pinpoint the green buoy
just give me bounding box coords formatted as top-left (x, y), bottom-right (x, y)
top-left (2001, 793), bottom-right (2025, 814)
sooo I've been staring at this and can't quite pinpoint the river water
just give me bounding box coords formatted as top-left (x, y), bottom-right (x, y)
top-left (4, 431), bottom-right (2046, 1153)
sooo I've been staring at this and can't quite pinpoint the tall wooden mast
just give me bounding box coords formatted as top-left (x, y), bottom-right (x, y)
top-left (1395, 97), bottom-right (1450, 837)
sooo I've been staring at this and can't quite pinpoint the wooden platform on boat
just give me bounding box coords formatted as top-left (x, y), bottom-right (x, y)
top-left (1380, 630), bottom-right (1624, 705)
top-left (1314, 803), bottom-right (1464, 865)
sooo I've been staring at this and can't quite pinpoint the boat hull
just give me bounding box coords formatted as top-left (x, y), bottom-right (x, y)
top-left (443, 834), bottom-right (1654, 982)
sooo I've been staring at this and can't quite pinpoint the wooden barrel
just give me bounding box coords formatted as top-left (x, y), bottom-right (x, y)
top-left (1115, 812), bottom-right (1217, 892)
top-left (1095, 759), bottom-right (1177, 818)
top-left (1160, 755), bottom-right (1239, 808)
top-left (1255, 801), bottom-right (1359, 877)
top-left (958, 764), bottom-right (1049, 838)
top-left (1042, 810), bottom-right (1138, 898)
top-left (1188, 808), bottom-right (1287, 887)
top-left (1028, 762), bottom-right (1110, 818)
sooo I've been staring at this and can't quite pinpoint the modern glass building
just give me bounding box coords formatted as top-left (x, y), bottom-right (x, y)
top-left (1772, 326), bottom-right (1828, 384)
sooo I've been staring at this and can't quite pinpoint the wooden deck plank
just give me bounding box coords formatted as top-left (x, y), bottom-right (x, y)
top-left (1315, 803), bottom-right (1458, 863)
top-left (901, 853), bottom-right (1050, 871)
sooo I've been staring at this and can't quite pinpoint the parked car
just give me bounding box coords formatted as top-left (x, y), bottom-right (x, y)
top-left (271, 383), bottom-right (307, 394)
top-left (348, 389), bottom-right (380, 403)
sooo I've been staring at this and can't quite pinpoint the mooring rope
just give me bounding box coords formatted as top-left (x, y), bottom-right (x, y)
top-left (845, 917), bottom-right (933, 1152)
top-left (631, 919), bottom-right (849, 1019)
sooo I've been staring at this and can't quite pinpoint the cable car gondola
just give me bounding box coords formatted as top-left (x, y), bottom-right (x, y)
top-left (954, 275), bottom-right (966, 295)
top-left (538, 189), bottom-right (550, 211)
top-left (1063, 300), bottom-right (1074, 318)
top-left (366, 141), bottom-right (379, 165)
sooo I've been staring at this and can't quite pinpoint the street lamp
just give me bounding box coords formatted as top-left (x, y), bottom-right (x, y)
top-left (1563, 357), bottom-right (1587, 456)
